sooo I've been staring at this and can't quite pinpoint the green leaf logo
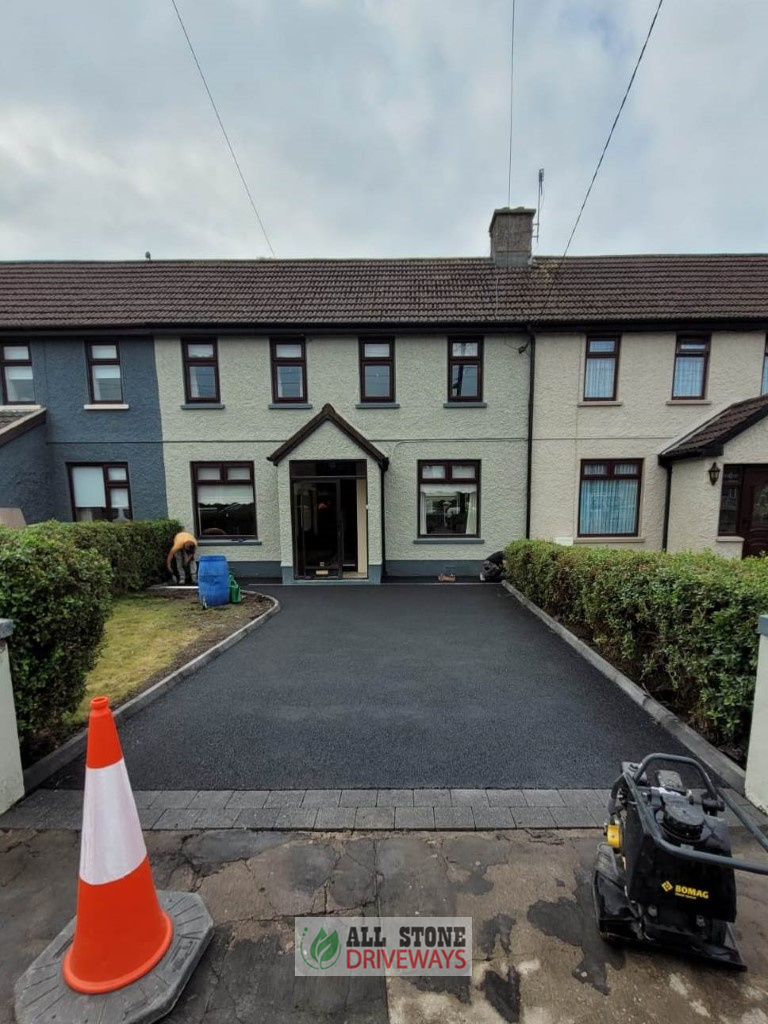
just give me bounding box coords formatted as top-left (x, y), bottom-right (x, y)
top-left (302, 927), bottom-right (341, 970)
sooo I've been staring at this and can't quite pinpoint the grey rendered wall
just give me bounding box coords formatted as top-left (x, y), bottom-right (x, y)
top-left (29, 338), bottom-right (168, 520)
top-left (0, 419), bottom-right (53, 523)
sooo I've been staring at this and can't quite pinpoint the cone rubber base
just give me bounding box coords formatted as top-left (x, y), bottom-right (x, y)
top-left (14, 892), bottom-right (213, 1024)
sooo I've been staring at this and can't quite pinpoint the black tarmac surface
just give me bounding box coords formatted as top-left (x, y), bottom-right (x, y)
top-left (47, 584), bottom-right (688, 790)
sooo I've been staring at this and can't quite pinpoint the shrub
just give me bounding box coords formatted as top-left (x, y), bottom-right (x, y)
top-left (25, 519), bottom-right (183, 596)
top-left (0, 529), bottom-right (113, 754)
top-left (504, 540), bottom-right (768, 755)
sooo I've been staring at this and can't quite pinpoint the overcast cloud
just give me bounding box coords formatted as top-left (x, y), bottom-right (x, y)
top-left (0, 0), bottom-right (766, 260)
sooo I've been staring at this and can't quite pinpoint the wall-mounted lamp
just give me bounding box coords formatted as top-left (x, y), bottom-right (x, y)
top-left (708, 461), bottom-right (721, 486)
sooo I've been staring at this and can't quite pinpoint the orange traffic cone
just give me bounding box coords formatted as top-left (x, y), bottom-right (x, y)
top-left (62, 697), bottom-right (173, 994)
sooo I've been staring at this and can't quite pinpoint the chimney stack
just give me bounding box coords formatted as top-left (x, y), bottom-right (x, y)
top-left (489, 207), bottom-right (535, 267)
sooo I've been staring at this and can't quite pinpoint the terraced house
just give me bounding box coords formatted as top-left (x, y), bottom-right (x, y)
top-left (1, 207), bottom-right (768, 581)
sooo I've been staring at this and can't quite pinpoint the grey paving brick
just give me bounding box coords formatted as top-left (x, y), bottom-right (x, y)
top-left (188, 790), bottom-right (233, 810)
top-left (153, 808), bottom-right (202, 830)
top-left (486, 789), bottom-right (526, 807)
top-left (512, 807), bottom-right (557, 829)
top-left (340, 789), bottom-right (377, 807)
top-left (193, 807), bottom-right (241, 829)
top-left (302, 789), bottom-right (342, 807)
top-left (42, 809), bottom-right (82, 830)
top-left (550, 806), bottom-right (601, 829)
top-left (413, 789), bottom-right (452, 807)
top-left (558, 789), bottom-right (608, 808)
top-left (0, 807), bottom-right (47, 829)
top-left (138, 806), bottom-right (165, 829)
top-left (133, 791), bottom-right (161, 809)
top-left (151, 791), bottom-right (198, 810)
top-left (236, 807), bottom-right (279, 828)
top-left (395, 807), bottom-right (435, 829)
top-left (315, 807), bottom-right (357, 830)
top-left (472, 807), bottom-right (516, 829)
top-left (355, 807), bottom-right (395, 830)
top-left (265, 790), bottom-right (305, 807)
top-left (434, 807), bottom-right (475, 830)
top-left (226, 791), bottom-right (269, 809)
top-left (450, 789), bottom-right (489, 806)
top-left (34, 789), bottom-right (83, 808)
top-left (274, 808), bottom-right (318, 830)
top-left (523, 789), bottom-right (564, 807)
top-left (376, 789), bottom-right (414, 807)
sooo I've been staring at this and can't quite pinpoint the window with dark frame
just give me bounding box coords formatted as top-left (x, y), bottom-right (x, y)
top-left (584, 337), bottom-right (619, 400)
top-left (447, 338), bottom-right (483, 402)
top-left (1, 344), bottom-right (35, 404)
top-left (762, 340), bottom-right (768, 396)
top-left (183, 339), bottom-right (220, 403)
top-left (192, 462), bottom-right (257, 537)
top-left (87, 342), bottom-right (123, 403)
top-left (359, 338), bottom-right (395, 402)
top-left (578, 460), bottom-right (642, 537)
top-left (271, 339), bottom-right (307, 403)
top-left (418, 461), bottom-right (480, 537)
top-left (69, 463), bottom-right (132, 522)
top-left (718, 466), bottom-right (743, 535)
top-left (672, 336), bottom-right (710, 399)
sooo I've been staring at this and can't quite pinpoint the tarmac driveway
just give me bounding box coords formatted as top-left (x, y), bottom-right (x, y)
top-left (48, 584), bottom-right (687, 791)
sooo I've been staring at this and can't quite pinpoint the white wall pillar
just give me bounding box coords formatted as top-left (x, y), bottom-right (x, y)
top-left (746, 615), bottom-right (768, 813)
top-left (0, 620), bottom-right (24, 813)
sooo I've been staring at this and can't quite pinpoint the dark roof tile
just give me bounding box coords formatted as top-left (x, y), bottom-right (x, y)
top-left (661, 395), bottom-right (768, 460)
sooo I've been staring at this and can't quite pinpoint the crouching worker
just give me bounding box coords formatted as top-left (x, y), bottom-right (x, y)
top-left (480, 550), bottom-right (505, 583)
top-left (166, 531), bottom-right (198, 585)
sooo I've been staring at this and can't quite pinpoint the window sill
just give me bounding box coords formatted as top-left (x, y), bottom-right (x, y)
top-left (577, 400), bottom-right (623, 407)
top-left (666, 399), bottom-right (712, 406)
top-left (199, 538), bottom-right (261, 545)
top-left (83, 403), bottom-right (130, 411)
top-left (355, 402), bottom-right (400, 409)
top-left (716, 535), bottom-right (744, 543)
top-left (443, 401), bottom-right (487, 409)
top-left (574, 536), bottom-right (645, 544)
top-left (413, 537), bottom-right (485, 545)
top-left (180, 402), bottom-right (225, 410)
top-left (269, 403), bottom-right (313, 410)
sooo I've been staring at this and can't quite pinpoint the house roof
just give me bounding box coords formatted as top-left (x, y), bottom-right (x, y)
top-left (0, 406), bottom-right (46, 447)
top-left (659, 394), bottom-right (768, 461)
top-left (1, 253), bottom-right (768, 330)
top-left (267, 403), bottom-right (389, 468)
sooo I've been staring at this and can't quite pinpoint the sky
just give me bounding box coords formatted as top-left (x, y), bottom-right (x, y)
top-left (1, 0), bottom-right (766, 261)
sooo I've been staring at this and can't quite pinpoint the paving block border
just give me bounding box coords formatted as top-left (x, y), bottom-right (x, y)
top-left (502, 580), bottom-right (746, 793)
top-left (22, 592), bottom-right (281, 792)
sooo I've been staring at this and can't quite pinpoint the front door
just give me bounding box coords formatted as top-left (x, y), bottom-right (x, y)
top-left (740, 468), bottom-right (768, 557)
top-left (292, 479), bottom-right (343, 578)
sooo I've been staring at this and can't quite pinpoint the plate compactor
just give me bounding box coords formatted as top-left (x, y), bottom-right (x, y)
top-left (594, 754), bottom-right (768, 969)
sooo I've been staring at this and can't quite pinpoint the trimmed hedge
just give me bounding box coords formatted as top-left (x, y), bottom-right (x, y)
top-left (504, 540), bottom-right (768, 755)
top-left (25, 519), bottom-right (183, 596)
top-left (0, 530), bottom-right (113, 752)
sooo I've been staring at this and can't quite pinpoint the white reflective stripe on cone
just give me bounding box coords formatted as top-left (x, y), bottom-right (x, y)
top-left (79, 759), bottom-right (147, 886)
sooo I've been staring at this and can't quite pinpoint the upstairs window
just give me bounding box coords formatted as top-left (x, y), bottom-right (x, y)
top-left (1, 344), bottom-right (35, 404)
top-left (271, 339), bottom-right (307, 403)
top-left (418, 461), bottom-right (480, 537)
top-left (584, 337), bottom-right (619, 400)
top-left (672, 336), bottom-right (710, 399)
top-left (578, 460), bottom-right (642, 537)
top-left (87, 342), bottom-right (123, 403)
top-left (448, 338), bottom-right (483, 402)
top-left (192, 462), bottom-right (257, 537)
top-left (69, 464), bottom-right (132, 522)
top-left (762, 340), bottom-right (768, 396)
top-left (183, 339), bottom-right (220, 403)
top-left (359, 339), bottom-right (395, 402)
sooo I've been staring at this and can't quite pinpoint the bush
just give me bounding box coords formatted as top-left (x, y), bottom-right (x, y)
top-left (25, 519), bottom-right (183, 596)
top-left (0, 530), bottom-right (113, 753)
top-left (504, 540), bottom-right (768, 755)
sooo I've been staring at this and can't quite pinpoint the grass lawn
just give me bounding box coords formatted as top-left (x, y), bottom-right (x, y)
top-left (77, 592), bottom-right (272, 722)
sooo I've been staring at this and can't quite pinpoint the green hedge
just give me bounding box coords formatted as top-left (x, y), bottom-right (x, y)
top-left (25, 519), bottom-right (183, 596)
top-left (0, 530), bottom-right (113, 752)
top-left (504, 540), bottom-right (768, 755)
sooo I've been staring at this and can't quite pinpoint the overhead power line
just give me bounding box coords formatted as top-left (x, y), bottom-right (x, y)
top-left (169, 0), bottom-right (276, 257)
top-left (506, 0), bottom-right (517, 207)
top-left (534, 0), bottom-right (664, 322)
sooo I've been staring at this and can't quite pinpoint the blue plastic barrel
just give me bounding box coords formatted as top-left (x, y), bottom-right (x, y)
top-left (197, 555), bottom-right (230, 607)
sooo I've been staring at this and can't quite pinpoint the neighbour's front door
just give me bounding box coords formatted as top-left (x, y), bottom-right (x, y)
top-left (740, 468), bottom-right (768, 557)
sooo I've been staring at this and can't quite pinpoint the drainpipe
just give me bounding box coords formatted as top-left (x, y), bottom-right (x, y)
top-left (524, 330), bottom-right (536, 539)
top-left (661, 462), bottom-right (672, 552)
top-left (380, 463), bottom-right (387, 580)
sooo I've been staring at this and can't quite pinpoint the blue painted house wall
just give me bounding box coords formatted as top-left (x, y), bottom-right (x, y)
top-left (29, 337), bottom-right (168, 520)
top-left (0, 418), bottom-right (54, 523)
